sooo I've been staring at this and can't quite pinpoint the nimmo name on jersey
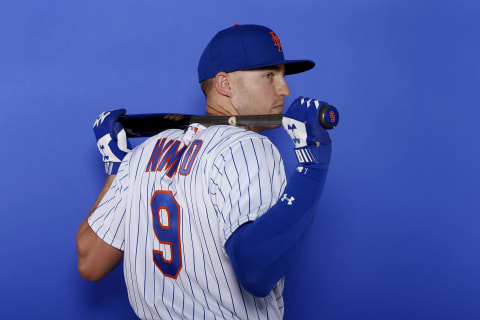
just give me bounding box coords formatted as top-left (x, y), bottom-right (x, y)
top-left (145, 137), bottom-right (203, 178)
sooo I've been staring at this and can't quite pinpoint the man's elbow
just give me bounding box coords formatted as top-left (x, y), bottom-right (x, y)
top-left (76, 222), bottom-right (121, 281)
top-left (77, 258), bottom-right (107, 281)
top-left (76, 242), bottom-right (111, 281)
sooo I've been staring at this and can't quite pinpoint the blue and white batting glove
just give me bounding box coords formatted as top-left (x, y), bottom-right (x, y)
top-left (93, 109), bottom-right (132, 175)
top-left (282, 97), bottom-right (332, 168)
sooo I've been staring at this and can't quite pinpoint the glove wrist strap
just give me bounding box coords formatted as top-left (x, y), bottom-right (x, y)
top-left (105, 162), bottom-right (121, 175)
top-left (294, 144), bottom-right (331, 165)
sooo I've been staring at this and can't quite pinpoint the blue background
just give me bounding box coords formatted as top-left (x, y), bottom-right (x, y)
top-left (1, 0), bottom-right (479, 319)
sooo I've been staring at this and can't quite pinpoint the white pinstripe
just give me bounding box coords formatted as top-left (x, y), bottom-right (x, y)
top-left (89, 125), bottom-right (287, 319)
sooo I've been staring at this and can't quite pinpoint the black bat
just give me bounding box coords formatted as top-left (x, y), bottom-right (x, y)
top-left (119, 105), bottom-right (339, 138)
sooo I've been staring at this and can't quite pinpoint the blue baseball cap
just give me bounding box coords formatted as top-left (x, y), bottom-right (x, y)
top-left (198, 24), bottom-right (315, 82)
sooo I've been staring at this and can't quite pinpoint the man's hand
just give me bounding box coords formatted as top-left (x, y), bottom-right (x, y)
top-left (93, 109), bottom-right (132, 175)
top-left (282, 97), bottom-right (332, 166)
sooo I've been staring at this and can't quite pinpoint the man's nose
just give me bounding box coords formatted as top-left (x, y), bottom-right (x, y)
top-left (277, 76), bottom-right (290, 96)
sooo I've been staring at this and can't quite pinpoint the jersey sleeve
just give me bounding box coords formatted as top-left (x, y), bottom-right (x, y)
top-left (88, 162), bottom-right (130, 251)
top-left (209, 137), bottom-right (286, 251)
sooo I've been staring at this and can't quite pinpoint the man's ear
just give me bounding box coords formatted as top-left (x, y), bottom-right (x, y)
top-left (214, 72), bottom-right (233, 97)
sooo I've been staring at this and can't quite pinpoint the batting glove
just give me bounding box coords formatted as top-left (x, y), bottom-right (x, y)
top-left (93, 109), bottom-right (132, 175)
top-left (282, 97), bottom-right (332, 167)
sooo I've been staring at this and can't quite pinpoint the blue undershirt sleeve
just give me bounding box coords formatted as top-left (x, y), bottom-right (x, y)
top-left (225, 161), bottom-right (329, 297)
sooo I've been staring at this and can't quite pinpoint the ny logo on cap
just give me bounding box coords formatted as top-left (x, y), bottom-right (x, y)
top-left (269, 32), bottom-right (282, 52)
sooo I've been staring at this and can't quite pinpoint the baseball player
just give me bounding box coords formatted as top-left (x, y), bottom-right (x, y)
top-left (76, 24), bottom-right (332, 320)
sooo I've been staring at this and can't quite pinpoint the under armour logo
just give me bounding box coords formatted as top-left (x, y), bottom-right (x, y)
top-left (281, 193), bottom-right (295, 205)
top-left (287, 124), bottom-right (301, 145)
top-left (269, 32), bottom-right (282, 52)
top-left (93, 111), bottom-right (111, 128)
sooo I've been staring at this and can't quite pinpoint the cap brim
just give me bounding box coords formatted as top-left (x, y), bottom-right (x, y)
top-left (284, 60), bottom-right (315, 75)
top-left (200, 59), bottom-right (316, 81)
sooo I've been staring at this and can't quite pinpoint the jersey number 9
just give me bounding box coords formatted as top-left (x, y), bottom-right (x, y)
top-left (151, 191), bottom-right (182, 279)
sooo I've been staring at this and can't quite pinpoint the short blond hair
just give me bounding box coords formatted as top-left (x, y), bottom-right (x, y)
top-left (200, 78), bottom-right (215, 97)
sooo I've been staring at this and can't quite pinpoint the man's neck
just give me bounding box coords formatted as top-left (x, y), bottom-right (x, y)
top-left (205, 97), bottom-right (271, 133)
top-left (205, 99), bottom-right (238, 117)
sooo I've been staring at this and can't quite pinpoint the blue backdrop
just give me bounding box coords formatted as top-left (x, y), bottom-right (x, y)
top-left (1, 0), bottom-right (479, 319)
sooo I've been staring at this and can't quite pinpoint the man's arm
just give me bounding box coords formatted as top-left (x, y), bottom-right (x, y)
top-left (226, 97), bottom-right (333, 296)
top-left (76, 175), bottom-right (123, 281)
top-left (77, 109), bottom-right (131, 281)
top-left (226, 164), bottom-right (329, 296)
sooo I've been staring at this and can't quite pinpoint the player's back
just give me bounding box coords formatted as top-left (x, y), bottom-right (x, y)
top-left (103, 124), bottom-right (286, 320)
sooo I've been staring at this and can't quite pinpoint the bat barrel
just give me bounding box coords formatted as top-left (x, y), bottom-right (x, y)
top-left (120, 114), bottom-right (194, 137)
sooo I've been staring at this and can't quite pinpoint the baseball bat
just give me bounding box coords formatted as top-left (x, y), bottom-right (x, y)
top-left (120, 105), bottom-right (339, 138)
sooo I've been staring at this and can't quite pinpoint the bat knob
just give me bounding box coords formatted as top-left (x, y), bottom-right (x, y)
top-left (319, 105), bottom-right (339, 129)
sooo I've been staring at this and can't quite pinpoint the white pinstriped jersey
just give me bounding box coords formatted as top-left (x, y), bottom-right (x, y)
top-left (89, 124), bottom-right (287, 320)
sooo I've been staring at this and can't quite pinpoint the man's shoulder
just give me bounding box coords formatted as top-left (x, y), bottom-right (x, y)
top-left (201, 125), bottom-right (273, 148)
top-left (195, 126), bottom-right (283, 165)
top-left (125, 125), bottom-right (278, 161)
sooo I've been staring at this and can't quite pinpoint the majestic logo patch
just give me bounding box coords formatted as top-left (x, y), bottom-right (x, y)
top-left (269, 32), bottom-right (282, 52)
